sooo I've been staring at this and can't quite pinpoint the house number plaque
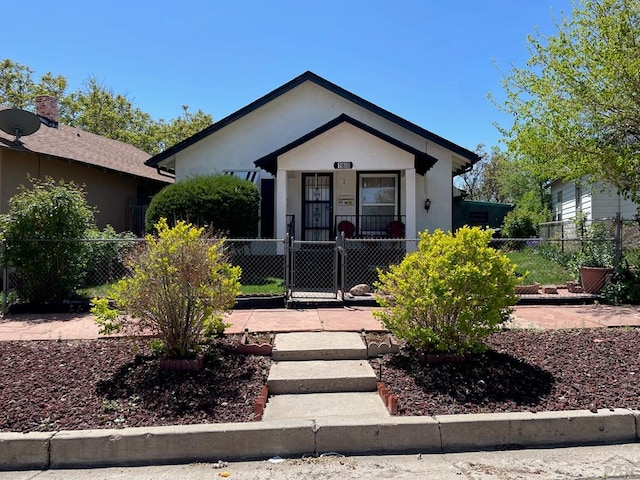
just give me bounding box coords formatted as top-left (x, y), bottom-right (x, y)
top-left (334, 161), bottom-right (353, 169)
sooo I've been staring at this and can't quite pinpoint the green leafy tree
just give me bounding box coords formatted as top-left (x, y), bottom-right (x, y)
top-left (497, 0), bottom-right (640, 203)
top-left (155, 105), bottom-right (213, 152)
top-left (145, 175), bottom-right (260, 237)
top-left (374, 227), bottom-right (518, 354)
top-left (0, 59), bottom-right (67, 109)
top-left (0, 59), bottom-right (212, 155)
top-left (1, 178), bottom-right (96, 302)
top-left (91, 219), bottom-right (241, 358)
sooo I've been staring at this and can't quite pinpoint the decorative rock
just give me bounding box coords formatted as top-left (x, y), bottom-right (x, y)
top-left (349, 284), bottom-right (371, 296)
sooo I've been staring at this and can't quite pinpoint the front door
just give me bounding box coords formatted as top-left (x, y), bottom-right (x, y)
top-left (302, 173), bottom-right (333, 241)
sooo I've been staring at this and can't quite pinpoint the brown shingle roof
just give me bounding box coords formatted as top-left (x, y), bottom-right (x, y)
top-left (0, 107), bottom-right (171, 183)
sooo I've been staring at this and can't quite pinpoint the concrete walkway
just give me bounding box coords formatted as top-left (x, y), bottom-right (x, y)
top-left (1, 304), bottom-right (640, 341)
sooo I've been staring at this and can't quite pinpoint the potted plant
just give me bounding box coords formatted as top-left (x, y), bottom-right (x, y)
top-left (575, 221), bottom-right (615, 294)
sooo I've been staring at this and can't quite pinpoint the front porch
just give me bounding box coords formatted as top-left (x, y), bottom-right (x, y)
top-left (286, 214), bottom-right (407, 240)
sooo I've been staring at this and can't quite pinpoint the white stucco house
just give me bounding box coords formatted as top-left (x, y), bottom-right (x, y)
top-left (551, 178), bottom-right (639, 222)
top-left (145, 71), bottom-right (480, 241)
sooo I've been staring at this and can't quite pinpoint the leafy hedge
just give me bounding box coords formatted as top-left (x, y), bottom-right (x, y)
top-left (145, 175), bottom-right (260, 237)
top-left (1, 178), bottom-right (96, 303)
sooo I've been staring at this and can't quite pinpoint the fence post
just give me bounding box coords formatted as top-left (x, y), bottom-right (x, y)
top-left (334, 234), bottom-right (340, 299)
top-left (2, 241), bottom-right (7, 314)
top-left (284, 236), bottom-right (290, 301)
top-left (615, 212), bottom-right (622, 265)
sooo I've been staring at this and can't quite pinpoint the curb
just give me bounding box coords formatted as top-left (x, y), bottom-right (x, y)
top-left (1, 408), bottom-right (638, 470)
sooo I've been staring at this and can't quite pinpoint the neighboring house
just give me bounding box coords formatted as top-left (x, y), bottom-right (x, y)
top-left (550, 178), bottom-right (639, 222)
top-left (0, 97), bottom-right (171, 234)
top-left (145, 71), bottom-right (480, 241)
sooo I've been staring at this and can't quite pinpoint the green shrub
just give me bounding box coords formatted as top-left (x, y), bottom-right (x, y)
top-left (145, 175), bottom-right (260, 237)
top-left (533, 241), bottom-right (573, 267)
top-left (600, 263), bottom-right (640, 305)
top-left (83, 226), bottom-right (138, 287)
top-left (501, 208), bottom-right (541, 238)
top-left (1, 177), bottom-right (96, 302)
top-left (374, 227), bottom-right (518, 354)
top-left (91, 218), bottom-right (241, 358)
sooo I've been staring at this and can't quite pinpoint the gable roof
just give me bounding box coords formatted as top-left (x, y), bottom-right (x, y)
top-left (145, 71), bottom-right (481, 173)
top-left (0, 107), bottom-right (170, 183)
top-left (254, 113), bottom-right (438, 175)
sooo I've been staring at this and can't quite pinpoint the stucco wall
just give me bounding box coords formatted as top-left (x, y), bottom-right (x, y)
top-left (279, 123), bottom-right (414, 171)
top-left (0, 149), bottom-right (164, 232)
top-left (174, 81), bottom-right (428, 180)
top-left (419, 143), bottom-right (452, 233)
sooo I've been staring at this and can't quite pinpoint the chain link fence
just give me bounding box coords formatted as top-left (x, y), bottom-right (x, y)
top-left (341, 238), bottom-right (418, 297)
top-left (3, 216), bottom-right (639, 311)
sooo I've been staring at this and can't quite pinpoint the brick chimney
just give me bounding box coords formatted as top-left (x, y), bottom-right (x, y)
top-left (35, 95), bottom-right (59, 128)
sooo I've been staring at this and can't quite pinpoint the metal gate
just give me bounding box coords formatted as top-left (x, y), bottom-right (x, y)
top-left (286, 237), bottom-right (339, 298)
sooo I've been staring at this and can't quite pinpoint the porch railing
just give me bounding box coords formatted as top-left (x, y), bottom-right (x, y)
top-left (334, 215), bottom-right (406, 238)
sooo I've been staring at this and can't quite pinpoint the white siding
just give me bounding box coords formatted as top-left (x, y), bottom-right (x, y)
top-left (551, 178), bottom-right (639, 221)
top-left (591, 182), bottom-right (639, 219)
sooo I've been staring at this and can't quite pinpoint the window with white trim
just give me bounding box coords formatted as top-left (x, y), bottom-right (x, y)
top-left (359, 173), bottom-right (398, 234)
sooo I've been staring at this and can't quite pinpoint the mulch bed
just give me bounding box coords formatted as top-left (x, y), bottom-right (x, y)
top-left (0, 338), bottom-right (269, 433)
top-left (378, 328), bottom-right (640, 416)
top-left (1, 328), bottom-right (640, 433)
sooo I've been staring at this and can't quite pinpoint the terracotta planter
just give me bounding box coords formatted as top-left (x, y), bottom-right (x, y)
top-left (579, 266), bottom-right (613, 294)
top-left (159, 356), bottom-right (204, 372)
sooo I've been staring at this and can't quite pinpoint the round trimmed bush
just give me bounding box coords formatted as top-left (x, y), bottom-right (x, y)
top-left (145, 175), bottom-right (260, 237)
top-left (374, 227), bottom-right (518, 354)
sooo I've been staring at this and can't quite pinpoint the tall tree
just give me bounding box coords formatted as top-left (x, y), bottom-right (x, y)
top-left (497, 0), bottom-right (640, 202)
top-left (155, 105), bottom-right (213, 152)
top-left (0, 59), bottom-right (212, 155)
top-left (0, 59), bottom-right (67, 109)
top-left (61, 76), bottom-right (156, 149)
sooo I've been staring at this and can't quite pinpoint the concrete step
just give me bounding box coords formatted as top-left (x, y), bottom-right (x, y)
top-left (272, 331), bottom-right (367, 361)
top-left (267, 359), bottom-right (377, 394)
top-left (261, 392), bottom-right (390, 421)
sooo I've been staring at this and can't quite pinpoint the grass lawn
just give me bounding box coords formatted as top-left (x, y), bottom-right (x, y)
top-left (239, 277), bottom-right (284, 295)
top-left (506, 250), bottom-right (575, 285)
top-left (77, 277), bottom-right (286, 299)
top-left (77, 281), bottom-right (120, 299)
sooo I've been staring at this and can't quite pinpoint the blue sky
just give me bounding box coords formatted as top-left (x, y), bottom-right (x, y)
top-left (5, 0), bottom-right (573, 153)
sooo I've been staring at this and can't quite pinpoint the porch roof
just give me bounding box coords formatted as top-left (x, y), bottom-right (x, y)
top-left (253, 114), bottom-right (438, 176)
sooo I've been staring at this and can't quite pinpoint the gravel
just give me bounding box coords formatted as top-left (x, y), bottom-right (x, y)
top-left (1, 328), bottom-right (639, 433)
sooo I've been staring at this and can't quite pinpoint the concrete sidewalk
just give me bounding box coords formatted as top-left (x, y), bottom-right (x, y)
top-left (1, 304), bottom-right (640, 341)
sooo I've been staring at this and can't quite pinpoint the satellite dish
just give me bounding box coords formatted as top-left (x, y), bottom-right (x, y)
top-left (0, 108), bottom-right (41, 140)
